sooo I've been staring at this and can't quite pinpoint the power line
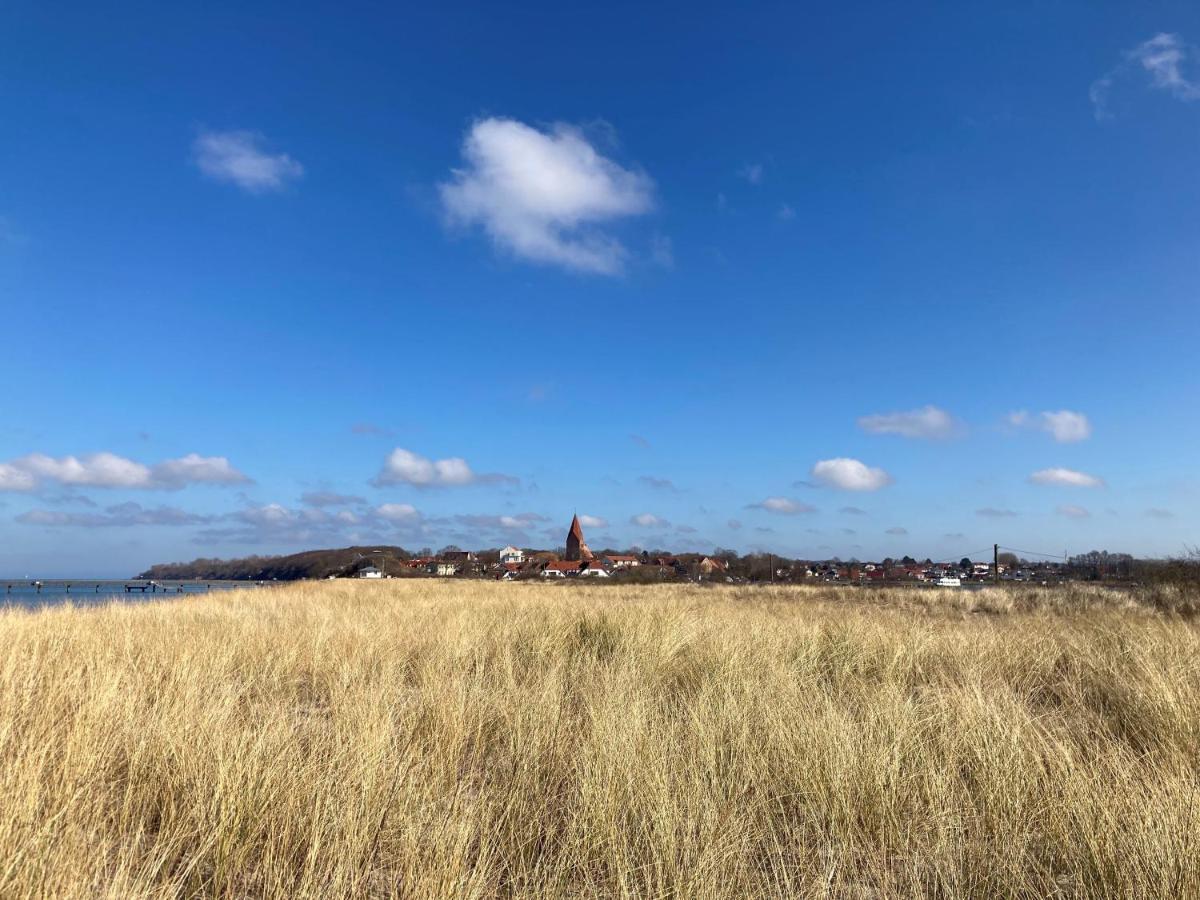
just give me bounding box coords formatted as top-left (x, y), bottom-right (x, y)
top-left (998, 545), bottom-right (1067, 560)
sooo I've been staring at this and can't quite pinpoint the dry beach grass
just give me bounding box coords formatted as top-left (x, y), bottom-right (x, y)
top-left (1, 580), bottom-right (1198, 898)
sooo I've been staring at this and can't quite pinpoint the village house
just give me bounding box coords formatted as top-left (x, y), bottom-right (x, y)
top-left (693, 556), bottom-right (728, 576)
top-left (499, 545), bottom-right (525, 566)
top-left (356, 565), bottom-right (383, 579)
top-left (428, 561), bottom-right (459, 577)
top-left (604, 554), bottom-right (640, 568)
top-left (541, 560), bottom-right (582, 578)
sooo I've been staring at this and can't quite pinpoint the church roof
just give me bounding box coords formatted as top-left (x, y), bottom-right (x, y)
top-left (568, 514), bottom-right (586, 542)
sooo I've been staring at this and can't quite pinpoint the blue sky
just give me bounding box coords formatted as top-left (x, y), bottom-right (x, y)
top-left (2, 1), bottom-right (1198, 576)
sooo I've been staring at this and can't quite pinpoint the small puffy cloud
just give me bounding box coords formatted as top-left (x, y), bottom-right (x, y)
top-left (630, 512), bottom-right (669, 528)
top-left (675, 524), bottom-right (697, 534)
top-left (373, 448), bottom-right (515, 488)
top-left (193, 130), bottom-right (303, 193)
top-left (885, 526), bottom-right (908, 535)
top-left (1007, 409), bottom-right (1091, 441)
top-left (727, 518), bottom-right (742, 530)
top-left (1029, 468), bottom-right (1104, 488)
top-left (1145, 508), bottom-right (1174, 519)
top-left (1039, 411), bottom-right (1091, 443)
top-left (976, 507), bottom-right (1018, 518)
top-left (857, 405), bottom-right (959, 439)
top-left (737, 162), bottom-right (764, 184)
top-left (839, 506), bottom-right (866, 516)
top-left (0, 452), bottom-right (249, 491)
top-left (439, 117), bottom-right (654, 275)
top-left (578, 514), bottom-right (608, 528)
top-left (376, 502), bottom-right (420, 522)
top-left (811, 458), bottom-right (892, 491)
top-left (301, 491), bottom-right (366, 507)
top-left (1056, 504), bottom-right (1091, 519)
top-left (1008, 412), bottom-right (1094, 444)
top-left (777, 204), bottom-right (795, 221)
top-left (746, 497), bottom-right (816, 515)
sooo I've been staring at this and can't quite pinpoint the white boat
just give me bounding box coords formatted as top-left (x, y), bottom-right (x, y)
top-left (935, 575), bottom-right (962, 588)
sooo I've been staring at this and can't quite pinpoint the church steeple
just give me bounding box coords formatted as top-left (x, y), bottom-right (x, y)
top-left (565, 514), bottom-right (593, 561)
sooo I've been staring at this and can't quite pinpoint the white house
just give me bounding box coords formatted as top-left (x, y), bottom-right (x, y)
top-left (499, 545), bottom-right (525, 566)
top-left (357, 566), bottom-right (383, 579)
top-left (579, 566), bottom-right (610, 578)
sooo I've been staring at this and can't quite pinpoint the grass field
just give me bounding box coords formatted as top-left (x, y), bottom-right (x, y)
top-left (1, 580), bottom-right (1198, 898)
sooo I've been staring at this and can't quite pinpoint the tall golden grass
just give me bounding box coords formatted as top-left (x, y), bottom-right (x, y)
top-left (1, 580), bottom-right (1198, 898)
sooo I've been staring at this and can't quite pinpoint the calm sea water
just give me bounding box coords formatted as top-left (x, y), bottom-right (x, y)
top-left (1, 580), bottom-right (256, 611)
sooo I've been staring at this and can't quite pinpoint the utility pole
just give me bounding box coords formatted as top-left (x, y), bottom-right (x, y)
top-left (993, 543), bottom-right (1000, 585)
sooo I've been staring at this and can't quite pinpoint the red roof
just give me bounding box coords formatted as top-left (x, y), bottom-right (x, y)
top-left (545, 560), bottom-right (583, 572)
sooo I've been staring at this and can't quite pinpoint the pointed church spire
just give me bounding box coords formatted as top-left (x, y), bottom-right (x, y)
top-left (565, 513), bottom-right (593, 561)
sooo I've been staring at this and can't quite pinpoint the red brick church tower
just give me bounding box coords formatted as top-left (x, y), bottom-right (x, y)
top-left (565, 514), bottom-right (594, 562)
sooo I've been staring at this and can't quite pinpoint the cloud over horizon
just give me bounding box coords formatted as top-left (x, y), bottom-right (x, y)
top-left (373, 448), bottom-right (516, 488)
top-left (439, 117), bottom-right (654, 274)
top-left (0, 452), bottom-right (249, 492)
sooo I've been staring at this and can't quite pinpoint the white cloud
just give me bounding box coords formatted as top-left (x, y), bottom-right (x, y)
top-left (885, 526), bottom-right (908, 535)
top-left (1130, 33), bottom-right (1200, 100)
top-left (1029, 468), bottom-right (1104, 488)
top-left (578, 514), bottom-right (607, 528)
top-left (630, 512), bottom-right (669, 528)
top-left (150, 453), bottom-right (251, 487)
top-left (857, 405), bottom-right (960, 439)
top-left (976, 507), bottom-right (1018, 518)
top-left (777, 204), bottom-right (795, 221)
top-left (439, 117), bottom-right (654, 274)
top-left (1038, 410), bottom-right (1091, 443)
top-left (193, 130), bottom-right (303, 193)
top-left (811, 458), bottom-right (892, 491)
top-left (1056, 504), bottom-right (1091, 519)
top-left (376, 502), bottom-right (420, 522)
top-left (1091, 33), bottom-right (1200, 120)
top-left (373, 448), bottom-right (514, 488)
top-left (747, 497), bottom-right (816, 515)
top-left (0, 452), bottom-right (248, 491)
top-left (1007, 409), bottom-right (1091, 442)
top-left (0, 464), bottom-right (36, 491)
